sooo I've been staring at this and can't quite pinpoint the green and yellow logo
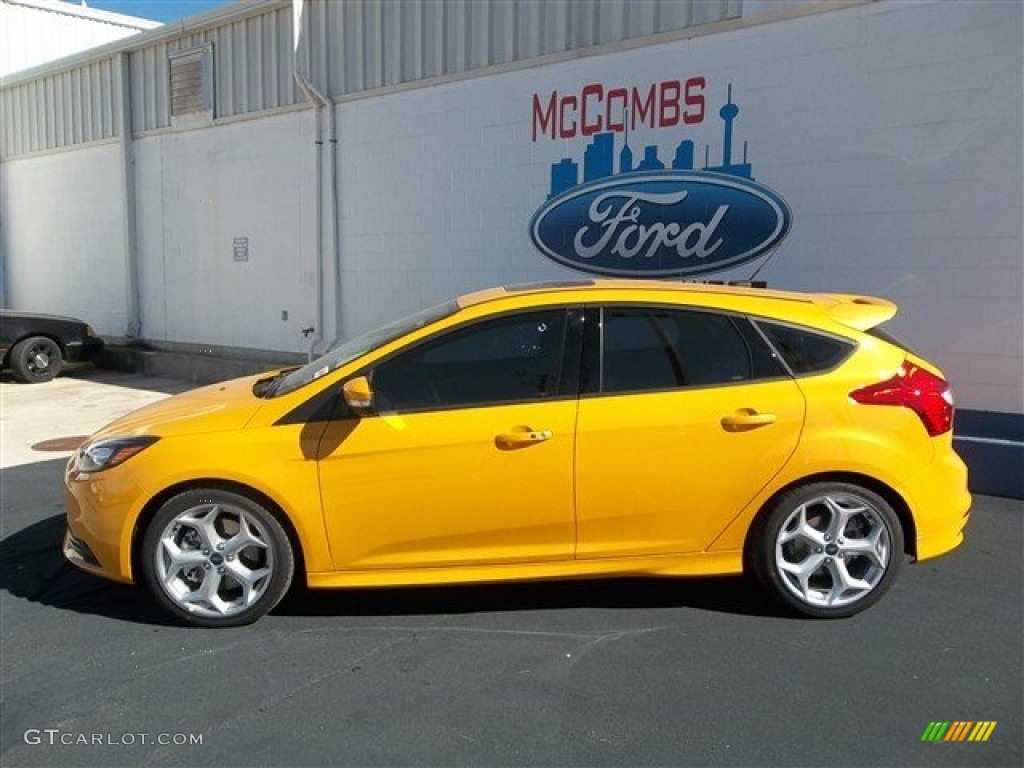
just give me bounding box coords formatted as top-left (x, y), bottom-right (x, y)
top-left (921, 721), bottom-right (997, 742)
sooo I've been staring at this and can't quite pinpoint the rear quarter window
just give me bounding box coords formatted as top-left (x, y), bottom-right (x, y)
top-left (756, 321), bottom-right (855, 375)
top-left (866, 326), bottom-right (917, 355)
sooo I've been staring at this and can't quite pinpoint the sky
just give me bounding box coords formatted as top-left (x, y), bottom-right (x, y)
top-left (81, 0), bottom-right (239, 24)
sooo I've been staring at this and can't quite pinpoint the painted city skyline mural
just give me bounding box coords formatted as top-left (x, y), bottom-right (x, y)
top-left (529, 81), bottom-right (791, 278)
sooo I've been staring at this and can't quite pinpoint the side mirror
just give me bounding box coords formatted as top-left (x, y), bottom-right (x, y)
top-left (342, 375), bottom-right (374, 414)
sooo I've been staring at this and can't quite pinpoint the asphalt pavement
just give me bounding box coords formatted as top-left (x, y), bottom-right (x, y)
top-left (1, 368), bottom-right (1021, 767)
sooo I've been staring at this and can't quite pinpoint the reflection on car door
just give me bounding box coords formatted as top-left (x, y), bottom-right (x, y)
top-left (574, 305), bottom-right (806, 557)
top-left (317, 308), bottom-right (581, 570)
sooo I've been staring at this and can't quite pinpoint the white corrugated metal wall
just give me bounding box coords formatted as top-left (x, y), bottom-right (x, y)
top-left (1, 0), bottom-right (741, 156)
top-left (1, 57), bottom-right (121, 155)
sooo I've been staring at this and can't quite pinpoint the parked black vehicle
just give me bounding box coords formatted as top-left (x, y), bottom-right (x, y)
top-left (0, 310), bottom-right (104, 383)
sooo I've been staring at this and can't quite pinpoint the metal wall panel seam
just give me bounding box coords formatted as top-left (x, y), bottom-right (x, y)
top-left (60, 70), bottom-right (72, 147)
top-left (267, 9), bottom-right (279, 108)
top-left (1, 91), bottom-right (10, 156)
top-left (156, 43), bottom-right (169, 129)
top-left (105, 57), bottom-right (118, 139)
top-left (42, 76), bottom-right (53, 149)
top-left (71, 68), bottom-right (81, 145)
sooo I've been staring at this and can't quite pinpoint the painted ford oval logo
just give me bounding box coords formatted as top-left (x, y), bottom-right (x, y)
top-left (529, 171), bottom-right (792, 278)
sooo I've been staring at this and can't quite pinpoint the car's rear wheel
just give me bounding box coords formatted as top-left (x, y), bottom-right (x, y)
top-left (141, 489), bottom-right (294, 627)
top-left (9, 336), bottom-right (62, 383)
top-left (752, 482), bottom-right (904, 618)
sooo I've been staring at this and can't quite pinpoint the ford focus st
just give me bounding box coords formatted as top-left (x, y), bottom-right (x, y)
top-left (63, 280), bottom-right (970, 627)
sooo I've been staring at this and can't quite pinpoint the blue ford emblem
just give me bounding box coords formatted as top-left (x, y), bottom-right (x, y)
top-left (529, 171), bottom-right (792, 278)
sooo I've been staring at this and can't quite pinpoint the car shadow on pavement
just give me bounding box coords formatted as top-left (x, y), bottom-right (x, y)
top-left (275, 574), bottom-right (790, 620)
top-left (0, 513), bottom-right (179, 626)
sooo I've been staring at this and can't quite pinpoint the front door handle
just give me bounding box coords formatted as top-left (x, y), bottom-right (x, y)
top-left (721, 410), bottom-right (777, 430)
top-left (495, 429), bottom-right (553, 449)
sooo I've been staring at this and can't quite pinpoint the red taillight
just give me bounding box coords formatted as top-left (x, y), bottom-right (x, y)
top-left (849, 360), bottom-right (954, 436)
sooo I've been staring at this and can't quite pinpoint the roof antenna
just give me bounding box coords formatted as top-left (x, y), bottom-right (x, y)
top-left (744, 247), bottom-right (778, 286)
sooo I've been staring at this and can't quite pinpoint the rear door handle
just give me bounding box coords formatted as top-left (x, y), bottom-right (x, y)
top-left (721, 410), bottom-right (777, 430)
top-left (496, 429), bottom-right (553, 448)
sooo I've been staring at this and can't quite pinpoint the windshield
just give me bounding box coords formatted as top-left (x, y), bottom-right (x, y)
top-left (271, 300), bottom-right (459, 397)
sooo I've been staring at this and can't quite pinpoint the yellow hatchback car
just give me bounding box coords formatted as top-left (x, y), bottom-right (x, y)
top-left (64, 280), bottom-right (970, 627)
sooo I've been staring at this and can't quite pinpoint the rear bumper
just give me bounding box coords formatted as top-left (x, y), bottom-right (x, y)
top-left (905, 446), bottom-right (972, 561)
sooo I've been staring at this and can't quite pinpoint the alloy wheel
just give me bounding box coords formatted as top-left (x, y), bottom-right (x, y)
top-left (154, 502), bottom-right (275, 618)
top-left (774, 492), bottom-right (892, 608)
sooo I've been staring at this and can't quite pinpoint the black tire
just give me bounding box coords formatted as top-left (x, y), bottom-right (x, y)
top-left (751, 482), bottom-right (904, 618)
top-left (141, 488), bottom-right (294, 628)
top-left (9, 336), bottom-right (63, 383)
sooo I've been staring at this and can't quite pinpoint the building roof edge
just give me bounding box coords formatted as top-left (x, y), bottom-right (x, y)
top-left (1, 0), bottom-right (285, 86)
top-left (4, 0), bottom-right (162, 29)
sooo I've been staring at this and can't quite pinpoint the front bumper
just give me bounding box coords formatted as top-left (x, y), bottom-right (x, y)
top-left (63, 458), bottom-right (141, 584)
top-left (63, 528), bottom-right (101, 569)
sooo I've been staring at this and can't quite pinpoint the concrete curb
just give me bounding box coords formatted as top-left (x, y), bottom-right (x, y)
top-left (98, 344), bottom-right (304, 386)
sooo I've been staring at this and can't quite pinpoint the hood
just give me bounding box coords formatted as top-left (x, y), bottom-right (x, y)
top-left (90, 373), bottom-right (269, 440)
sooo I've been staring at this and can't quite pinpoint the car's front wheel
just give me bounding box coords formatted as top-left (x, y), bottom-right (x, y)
top-left (752, 482), bottom-right (904, 618)
top-left (9, 336), bottom-right (63, 383)
top-left (141, 489), bottom-right (294, 627)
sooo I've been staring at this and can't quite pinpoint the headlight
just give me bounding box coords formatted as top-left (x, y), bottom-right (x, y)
top-left (75, 436), bottom-right (159, 473)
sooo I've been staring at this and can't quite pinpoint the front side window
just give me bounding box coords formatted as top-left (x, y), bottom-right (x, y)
top-left (372, 309), bottom-right (569, 412)
top-left (599, 307), bottom-right (785, 395)
top-left (270, 300), bottom-right (459, 397)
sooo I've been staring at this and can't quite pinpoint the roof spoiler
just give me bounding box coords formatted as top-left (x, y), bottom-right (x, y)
top-left (819, 294), bottom-right (898, 331)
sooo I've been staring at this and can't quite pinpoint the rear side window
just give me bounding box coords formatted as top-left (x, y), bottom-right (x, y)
top-left (599, 307), bottom-right (785, 395)
top-left (757, 321), bottom-right (855, 375)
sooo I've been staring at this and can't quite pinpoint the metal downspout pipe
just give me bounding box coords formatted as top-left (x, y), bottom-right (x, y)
top-left (297, 82), bottom-right (323, 363)
top-left (326, 98), bottom-right (340, 353)
top-left (117, 51), bottom-right (141, 338)
top-left (292, 0), bottom-right (338, 361)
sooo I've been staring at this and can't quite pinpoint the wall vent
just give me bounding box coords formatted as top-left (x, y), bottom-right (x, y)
top-left (169, 44), bottom-right (214, 124)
